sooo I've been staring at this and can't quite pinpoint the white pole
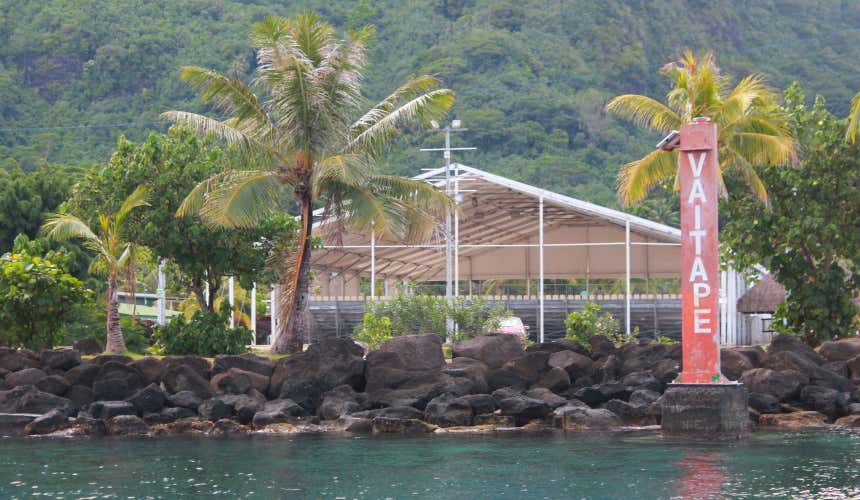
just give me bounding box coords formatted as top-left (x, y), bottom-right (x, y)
top-left (625, 219), bottom-right (631, 337)
top-left (156, 259), bottom-right (166, 326)
top-left (270, 286), bottom-right (277, 345)
top-left (454, 163), bottom-right (459, 297)
top-left (538, 196), bottom-right (545, 344)
top-left (228, 276), bottom-right (235, 328)
top-left (444, 127), bottom-right (453, 340)
top-left (250, 282), bottom-right (257, 345)
top-left (370, 225), bottom-right (376, 300)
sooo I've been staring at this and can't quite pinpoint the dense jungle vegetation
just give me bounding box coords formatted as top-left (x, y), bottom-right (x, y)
top-left (1, 0), bottom-right (860, 224)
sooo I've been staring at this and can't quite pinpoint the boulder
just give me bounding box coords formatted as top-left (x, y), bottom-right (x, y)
top-left (588, 336), bottom-right (617, 360)
top-left (821, 361), bottom-right (849, 378)
top-left (424, 393), bottom-right (473, 427)
top-left (279, 379), bottom-right (322, 413)
top-left (452, 334), bottom-right (524, 369)
top-left (25, 409), bottom-right (68, 435)
top-left (35, 375), bottom-right (69, 396)
top-left (748, 392), bottom-right (781, 413)
top-left (95, 361), bottom-right (144, 395)
top-left (210, 418), bottom-right (247, 438)
top-left (763, 350), bottom-right (853, 391)
top-left (65, 385), bottom-right (94, 411)
top-left (40, 348), bottom-right (81, 371)
top-left (210, 369), bottom-right (253, 395)
top-left (379, 333), bottom-right (444, 371)
top-left (143, 406), bottom-right (197, 425)
top-left (228, 393), bottom-right (266, 424)
top-left (758, 411), bottom-right (828, 428)
top-left (731, 346), bottom-right (765, 367)
top-left (524, 388), bottom-right (567, 409)
top-left (532, 367), bottom-right (571, 393)
top-left (739, 368), bottom-right (808, 401)
top-left (558, 407), bottom-right (622, 430)
top-left (817, 339), bottom-right (860, 363)
top-left (491, 387), bottom-right (522, 405)
top-left (548, 350), bottom-right (593, 380)
top-left (129, 357), bottom-right (165, 386)
top-left (621, 371), bottom-right (662, 393)
top-left (595, 354), bottom-right (622, 382)
top-left (502, 352), bottom-right (550, 385)
top-left (268, 337), bottom-right (366, 399)
top-left (442, 358), bottom-right (489, 394)
top-left (0, 385), bottom-right (72, 415)
top-left (652, 359), bottom-right (680, 384)
top-left (167, 390), bottom-right (202, 410)
top-left (371, 417), bottom-right (436, 435)
top-left (352, 406), bottom-right (425, 420)
top-left (126, 384), bottom-right (166, 415)
top-left (0, 413), bottom-right (40, 435)
top-left (473, 414), bottom-right (517, 427)
top-left (163, 356), bottom-right (211, 380)
top-left (768, 333), bottom-right (825, 365)
top-left (252, 399), bottom-right (306, 427)
top-left (93, 378), bottom-right (130, 401)
top-left (834, 415), bottom-right (860, 428)
top-left (162, 364), bottom-right (214, 400)
top-left (487, 367), bottom-right (530, 391)
top-left (619, 342), bottom-right (679, 375)
top-left (73, 337), bottom-right (102, 355)
top-left (90, 400), bottom-right (136, 420)
top-left (849, 355), bottom-right (860, 381)
top-left (498, 395), bottom-right (551, 425)
top-left (105, 414), bottom-right (148, 436)
top-left (720, 349), bottom-right (754, 381)
top-left (64, 363), bottom-right (100, 388)
top-left (628, 389), bottom-right (661, 407)
top-left (550, 400), bottom-right (590, 426)
top-left (799, 385), bottom-right (849, 417)
top-left (6, 367), bottom-right (47, 387)
top-left (91, 354), bottom-right (133, 366)
top-left (318, 385), bottom-right (361, 421)
top-left (337, 416), bottom-right (373, 433)
top-left (151, 417), bottom-right (212, 436)
top-left (455, 394), bottom-right (497, 415)
top-left (212, 354), bottom-right (274, 377)
top-left (198, 398), bottom-right (234, 421)
top-left (574, 383), bottom-right (630, 407)
top-left (0, 348), bottom-right (39, 372)
top-left (603, 399), bottom-right (653, 426)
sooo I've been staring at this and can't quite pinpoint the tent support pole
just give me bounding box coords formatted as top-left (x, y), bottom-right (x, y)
top-left (539, 195), bottom-right (545, 343)
top-left (625, 220), bottom-right (631, 337)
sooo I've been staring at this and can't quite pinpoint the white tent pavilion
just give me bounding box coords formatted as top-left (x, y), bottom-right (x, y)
top-left (310, 163), bottom-right (682, 342)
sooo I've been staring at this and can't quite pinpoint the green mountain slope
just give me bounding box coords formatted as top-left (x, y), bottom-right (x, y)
top-left (1, 0), bottom-right (859, 210)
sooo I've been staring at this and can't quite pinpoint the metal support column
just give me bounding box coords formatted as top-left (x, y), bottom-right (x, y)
top-left (370, 225), bottom-right (376, 300)
top-left (250, 282), bottom-right (257, 345)
top-left (270, 286), bottom-right (277, 345)
top-left (625, 219), bottom-right (631, 336)
top-left (228, 276), bottom-right (235, 328)
top-left (156, 259), bottom-right (166, 326)
top-left (538, 196), bottom-right (545, 343)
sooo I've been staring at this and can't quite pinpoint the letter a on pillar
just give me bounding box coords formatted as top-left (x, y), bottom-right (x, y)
top-left (678, 120), bottom-right (723, 384)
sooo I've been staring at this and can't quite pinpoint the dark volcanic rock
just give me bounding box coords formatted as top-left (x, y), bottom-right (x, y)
top-left (748, 392), bottom-right (781, 414)
top-left (619, 342), bottom-right (679, 375)
top-left (721, 349), bottom-right (754, 381)
top-left (6, 367), bottom-right (47, 387)
top-left (163, 356), bottom-right (211, 380)
top-left (198, 398), bottom-right (234, 421)
top-left (105, 414), bottom-right (148, 436)
top-left (524, 388), bottom-right (567, 409)
top-left (0, 348), bottom-right (39, 372)
top-left (822, 361), bottom-right (849, 378)
top-left (93, 378), bottom-right (129, 401)
top-left (64, 363), bottom-right (100, 388)
top-left (818, 340), bottom-right (860, 363)
top-left (143, 406), bottom-right (197, 425)
top-left (379, 333), bottom-right (444, 371)
top-left (210, 418), bottom-right (247, 437)
top-left (575, 383), bottom-right (630, 407)
top-left (442, 359), bottom-right (489, 395)
top-left (168, 390), bottom-right (203, 410)
top-left (652, 359), bottom-right (680, 384)
top-left (456, 394), bottom-right (497, 415)
top-left (532, 367), bottom-right (571, 393)
top-left (763, 351), bottom-right (853, 391)
top-left (279, 379), bottom-right (322, 413)
top-left (268, 338), bottom-right (366, 399)
top-left (424, 393), bottom-right (473, 427)
top-left (90, 400), bottom-right (136, 420)
top-left (768, 333), bottom-right (825, 365)
top-left (0, 385), bottom-right (72, 415)
top-left (849, 355), bottom-right (860, 381)
top-left (162, 365), bottom-right (214, 400)
top-left (126, 384), bottom-right (166, 415)
top-left (452, 334), bottom-right (524, 369)
top-left (559, 407), bottom-right (622, 430)
top-left (371, 417), bottom-right (435, 435)
top-left (73, 338), bottom-right (102, 355)
top-left (91, 354), bottom-right (133, 366)
top-left (212, 354), bottom-right (274, 377)
top-left (95, 361), bottom-right (144, 395)
top-left (65, 385), bottom-right (94, 411)
top-left (352, 406), bottom-right (425, 420)
top-left (502, 352), bottom-right (550, 385)
top-left (548, 350), bottom-right (593, 380)
top-left (498, 395), bottom-right (551, 425)
top-left (25, 409), bottom-right (68, 435)
top-left (603, 399), bottom-right (653, 425)
top-left (210, 369), bottom-right (253, 395)
top-left (595, 354), bottom-right (622, 382)
top-left (487, 367), bottom-right (529, 391)
top-left (35, 375), bottom-right (69, 396)
top-left (588, 336), bottom-right (617, 360)
top-left (40, 348), bottom-right (81, 371)
top-left (799, 385), bottom-right (850, 417)
top-left (628, 389), bottom-right (661, 407)
top-left (318, 385), bottom-right (361, 421)
top-left (731, 346), bottom-right (766, 367)
top-left (739, 368), bottom-right (808, 401)
top-left (252, 399), bottom-right (306, 427)
top-left (621, 371), bottom-right (662, 393)
top-left (129, 357), bottom-right (165, 386)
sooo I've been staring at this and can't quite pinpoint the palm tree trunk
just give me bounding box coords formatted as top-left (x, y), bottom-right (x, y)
top-left (272, 194), bottom-right (313, 353)
top-left (106, 274), bottom-right (126, 353)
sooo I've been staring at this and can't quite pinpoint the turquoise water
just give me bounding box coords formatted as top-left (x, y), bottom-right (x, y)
top-left (0, 430), bottom-right (858, 498)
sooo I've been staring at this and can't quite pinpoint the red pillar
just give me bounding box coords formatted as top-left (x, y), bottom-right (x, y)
top-left (678, 119), bottom-right (723, 384)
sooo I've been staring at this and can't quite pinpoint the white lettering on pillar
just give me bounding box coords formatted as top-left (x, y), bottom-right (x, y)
top-left (694, 308), bottom-right (712, 334)
top-left (688, 179), bottom-right (707, 203)
top-left (687, 151), bottom-right (712, 335)
top-left (689, 256), bottom-right (708, 282)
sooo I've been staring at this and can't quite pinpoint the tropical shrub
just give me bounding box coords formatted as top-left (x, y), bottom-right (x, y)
top-left (564, 302), bottom-right (625, 348)
top-left (353, 312), bottom-right (393, 351)
top-left (0, 248), bottom-right (91, 349)
top-left (152, 308), bottom-right (252, 356)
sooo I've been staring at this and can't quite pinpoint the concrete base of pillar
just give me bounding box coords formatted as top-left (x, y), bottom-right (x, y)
top-left (661, 384), bottom-right (749, 439)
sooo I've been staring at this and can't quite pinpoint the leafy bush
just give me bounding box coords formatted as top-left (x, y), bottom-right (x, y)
top-left (0, 248), bottom-right (92, 350)
top-left (564, 302), bottom-right (626, 348)
top-left (353, 312), bottom-right (392, 351)
top-left (152, 308), bottom-right (252, 356)
top-left (651, 335), bottom-right (679, 346)
top-left (361, 292), bottom-right (510, 342)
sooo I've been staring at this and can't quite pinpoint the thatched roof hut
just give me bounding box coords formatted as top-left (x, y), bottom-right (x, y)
top-left (736, 274), bottom-right (785, 314)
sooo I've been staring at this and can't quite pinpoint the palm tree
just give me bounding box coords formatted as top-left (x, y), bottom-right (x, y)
top-left (163, 13), bottom-right (455, 353)
top-left (605, 51), bottom-right (795, 206)
top-left (843, 92), bottom-right (860, 143)
top-left (43, 186), bottom-right (149, 353)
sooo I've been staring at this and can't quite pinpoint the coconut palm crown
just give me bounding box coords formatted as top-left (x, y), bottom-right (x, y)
top-left (42, 186), bottom-right (149, 354)
top-left (606, 51), bottom-right (795, 206)
top-left (163, 13), bottom-right (455, 353)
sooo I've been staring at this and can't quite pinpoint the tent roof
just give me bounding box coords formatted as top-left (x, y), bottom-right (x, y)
top-left (311, 163), bottom-right (681, 282)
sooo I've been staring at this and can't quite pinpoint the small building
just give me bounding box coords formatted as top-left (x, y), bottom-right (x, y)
top-left (735, 274), bottom-right (783, 345)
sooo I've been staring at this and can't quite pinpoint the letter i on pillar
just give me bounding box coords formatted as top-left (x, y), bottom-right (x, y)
top-left (678, 119), bottom-right (723, 384)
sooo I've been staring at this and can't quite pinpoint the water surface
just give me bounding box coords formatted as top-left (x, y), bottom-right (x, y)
top-left (0, 430), bottom-right (858, 498)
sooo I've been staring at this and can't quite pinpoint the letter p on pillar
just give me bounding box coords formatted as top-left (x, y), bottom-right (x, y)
top-left (693, 282), bottom-right (710, 307)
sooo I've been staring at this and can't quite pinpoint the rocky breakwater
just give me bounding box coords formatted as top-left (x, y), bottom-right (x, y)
top-left (0, 333), bottom-right (858, 438)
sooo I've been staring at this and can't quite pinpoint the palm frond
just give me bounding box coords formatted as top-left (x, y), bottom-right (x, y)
top-left (179, 66), bottom-right (273, 130)
top-left (605, 94), bottom-right (683, 134)
top-left (617, 149), bottom-right (679, 206)
top-left (197, 170), bottom-right (290, 228)
top-left (728, 132), bottom-right (795, 166)
top-left (724, 147), bottom-right (770, 206)
top-left (846, 91), bottom-right (860, 143)
top-left (715, 74), bottom-right (771, 124)
top-left (161, 111), bottom-right (275, 160)
top-left (116, 185), bottom-right (149, 227)
top-left (42, 214), bottom-right (110, 261)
